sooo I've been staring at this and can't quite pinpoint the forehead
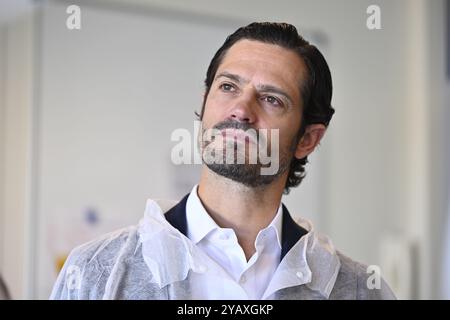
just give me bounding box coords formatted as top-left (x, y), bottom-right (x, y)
top-left (216, 39), bottom-right (307, 102)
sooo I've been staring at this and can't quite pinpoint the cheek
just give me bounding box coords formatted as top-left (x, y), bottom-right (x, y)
top-left (275, 119), bottom-right (302, 150)
top-left (271, 129), bottom-right (293, 153)
top-left (201, 104), bottom-right (217, 129)
top-left (202, 95), bottom-right (229, 127)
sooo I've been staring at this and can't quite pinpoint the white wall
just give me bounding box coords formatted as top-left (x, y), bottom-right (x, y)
top-left (0, 25), bottom-right (6, 277)
top-left (439, 0), bottom-right (450, 299)
top-left (402, 0), bottom-right (449, 299)
top-left (423, 0), bottom-right (449, 300)
top-left (443, 78), bottom-right (450, 298)
top-left (1, 12), bottom-right (36, 299)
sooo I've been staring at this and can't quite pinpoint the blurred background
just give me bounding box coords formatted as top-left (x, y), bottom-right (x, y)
top-left (0, 0), bottom-right (449, 299)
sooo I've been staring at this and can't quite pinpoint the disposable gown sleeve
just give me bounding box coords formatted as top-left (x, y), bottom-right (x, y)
top-left (49, 245), bottom-right (103, 300)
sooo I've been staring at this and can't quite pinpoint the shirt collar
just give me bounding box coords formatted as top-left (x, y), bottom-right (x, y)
top-left (139, 194), bottom-right (340, 299)
top-left (186, 185), bottom-right (221, 244)
top-left (186, 184), bottom-right (283, 248)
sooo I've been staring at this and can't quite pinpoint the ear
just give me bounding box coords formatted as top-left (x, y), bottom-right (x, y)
top-left (294, 124), bottom-right (327, 159)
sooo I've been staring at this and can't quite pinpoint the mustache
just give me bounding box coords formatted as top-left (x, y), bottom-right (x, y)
top-left (204, 120), bottom-right (269, 146)
top-left (212, 120), bottom-right (254, 132)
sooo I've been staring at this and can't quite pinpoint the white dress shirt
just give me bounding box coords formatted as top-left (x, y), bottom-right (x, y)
top-left (186, 185), bottom-right (282, 300)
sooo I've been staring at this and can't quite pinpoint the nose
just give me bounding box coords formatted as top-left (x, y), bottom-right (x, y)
top-left (228, 93), bottom-right (257, 124)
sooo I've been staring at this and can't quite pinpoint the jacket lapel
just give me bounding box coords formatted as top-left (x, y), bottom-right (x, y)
top-left (164, 194), bottom-right (189, 236)
top-left (280, 204), bottom-right (308, 261)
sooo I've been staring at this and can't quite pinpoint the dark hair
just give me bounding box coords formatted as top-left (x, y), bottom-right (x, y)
top-left (197, 22), bottom-right (335, 193)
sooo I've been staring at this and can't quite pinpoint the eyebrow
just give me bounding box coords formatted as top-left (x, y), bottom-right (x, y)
top-left (215, 71), bottom-right (248, 85)
top-left (215, 71), bottom-right (294, 106)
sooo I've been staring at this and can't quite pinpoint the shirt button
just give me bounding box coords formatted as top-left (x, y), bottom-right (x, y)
top-left (296, 271), bottom-right (304, 279)
top-left (240, 275), bottom-right (247, 283)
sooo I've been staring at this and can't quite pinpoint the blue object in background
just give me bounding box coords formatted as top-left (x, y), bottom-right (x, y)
top-left (84, 207), bottom-right (100, 226)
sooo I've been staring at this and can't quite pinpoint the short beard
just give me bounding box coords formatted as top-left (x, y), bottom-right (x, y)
top-left (201, 120), bottom-right (298, 188)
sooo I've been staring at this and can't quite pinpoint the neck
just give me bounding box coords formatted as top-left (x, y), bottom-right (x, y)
top-left (197, 166), bottom-right (286, 260)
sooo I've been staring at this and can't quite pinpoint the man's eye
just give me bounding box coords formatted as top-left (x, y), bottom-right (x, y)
top-left (263, 95), bottom-right (282, 107)
top-left (219, 83), bottom-right (235, 92)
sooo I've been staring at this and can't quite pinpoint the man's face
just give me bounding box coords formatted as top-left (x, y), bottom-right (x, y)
top-left (200, 39), bottom-right (307, 187)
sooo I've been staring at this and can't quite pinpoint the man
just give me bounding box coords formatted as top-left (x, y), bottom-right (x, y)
top-left (51, 22), bottom-right (396, 300)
